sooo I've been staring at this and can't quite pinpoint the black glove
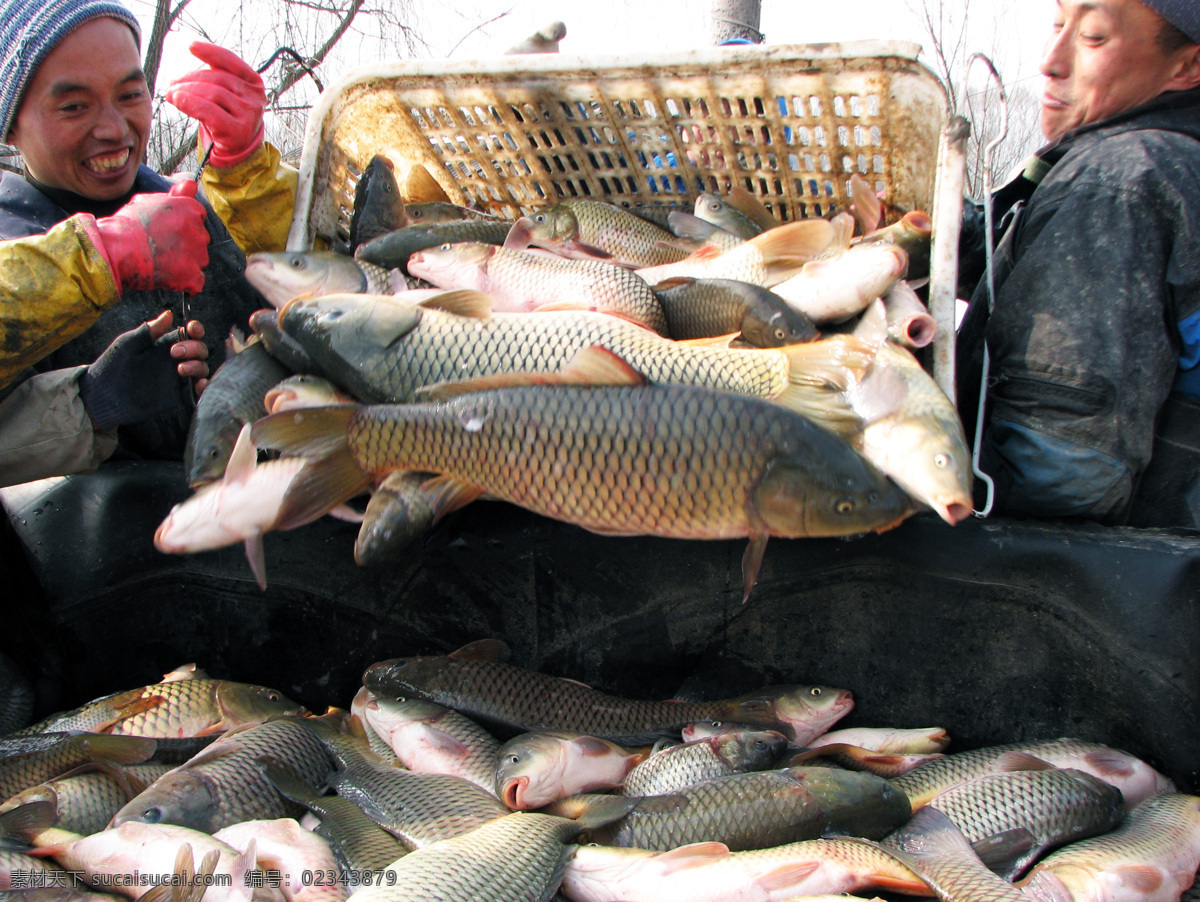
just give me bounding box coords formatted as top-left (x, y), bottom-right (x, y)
top-left (78, 324), bottom-right (188, 432)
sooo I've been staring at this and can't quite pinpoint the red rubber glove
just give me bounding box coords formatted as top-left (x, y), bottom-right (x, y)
top-left (165, 42), bottom-right (266, 168)
top-left (90, 181), bottom-right (210, 295)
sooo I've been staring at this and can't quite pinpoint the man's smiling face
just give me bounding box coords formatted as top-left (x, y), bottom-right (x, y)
top-left (7, 16), bottom-right (151, 201)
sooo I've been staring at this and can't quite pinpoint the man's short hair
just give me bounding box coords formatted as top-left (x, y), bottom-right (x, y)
top-left (1157, 17), bottom-right (1197, 53)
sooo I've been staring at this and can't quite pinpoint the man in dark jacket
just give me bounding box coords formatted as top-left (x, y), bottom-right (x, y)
top-left (957, 0), bottom-right (1200, 528)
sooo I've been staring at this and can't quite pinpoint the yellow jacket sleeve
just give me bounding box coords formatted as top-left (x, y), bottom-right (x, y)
top-left (200, 141), bottom-right (299, 256)
top-left (0, 218), bottom-right (120, 391)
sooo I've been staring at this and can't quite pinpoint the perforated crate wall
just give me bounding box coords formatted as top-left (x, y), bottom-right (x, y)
top-left (289, 42), bottom-right (949, 253)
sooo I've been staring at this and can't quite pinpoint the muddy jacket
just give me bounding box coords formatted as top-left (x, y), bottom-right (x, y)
top-left (0, 144), bottom-right (295, 480)
top-left (957, 87), bottom-right (1200, 528)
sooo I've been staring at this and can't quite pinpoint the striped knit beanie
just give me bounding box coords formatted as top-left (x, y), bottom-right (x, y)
top-left (0, 0), bottom-right (141, 140)
top-left (1141, 0), bottom-right (1200, 42)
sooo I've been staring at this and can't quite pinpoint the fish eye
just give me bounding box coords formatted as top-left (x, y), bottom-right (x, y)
top-left (835, 499), bottom-right (856, 514)
top-left (809, 687), bottom-right (823, 697)
top-left (267, 692), bottom-right (280, 701)
top-left (534, 213), bottom-right (547, 223)
top-left (774, 327), bottom-right (786, 340)
top-left (141, 807), bottom-right (163, 823)
top-left (439, 243), bottom-right (452, 251)
top-left (288, 256), bottom-right (306, 270)
top-left (506, 754), bottom-right (520, 765)
top-left (753, 740), bottom-right (767, 750)
top-left (934, 453), bottom-right (950, 469)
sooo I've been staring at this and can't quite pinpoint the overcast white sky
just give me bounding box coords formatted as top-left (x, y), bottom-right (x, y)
top-left (128, 0), bottom-right (1054, 94)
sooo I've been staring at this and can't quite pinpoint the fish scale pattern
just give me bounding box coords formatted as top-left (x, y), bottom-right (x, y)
top-left (891, 739), bottom-right (1153, 808)
top-left (330, 754), bottom-right (508, 849)
top-left (352, 813), bottom-right (580, 902)
top-left (525, 201), bottom-right (688, 269)
top-left (621, 741), bottom-right (733, 797)
top-left (1021, 794), bottom-right (1200, 895)
top-left (368, 698), bottom-right (500, 793)
top-left (364, 656), bottom-right (758, 746)
top-left (565, 836), bottom-right (926, 901)
top-left (347, 383), bottom-right (879, 542)
top-left (486, 245), bottom-right (669, 333)
top-left (598, 767), bottom-right (908, 851)
top-left (117, 719), bottom-right (333, 831)
top-left (620, 732), bottom-right (784, 797)
top-left (929, 769), bottom-right (1124, 849)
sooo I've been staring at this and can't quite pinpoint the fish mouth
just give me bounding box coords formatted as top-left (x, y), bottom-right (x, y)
top-left (503, 217), bottom-right (536, 250)
top-left (899, 313), bottom-right (936, 348)
top-left (933, 499), bottom-right (974, 526)
top-left (263, 388), bottom-right (295, 414)
top-left (903, 211), bottom-right (932, 234)
top-left (501, 776), bottom-right (527, 810)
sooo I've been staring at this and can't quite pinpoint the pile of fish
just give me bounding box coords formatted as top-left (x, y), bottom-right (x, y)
top-left (0, 642), bottom-right (1197, 902)
top-left (159, 158), bottom-right (974, 599)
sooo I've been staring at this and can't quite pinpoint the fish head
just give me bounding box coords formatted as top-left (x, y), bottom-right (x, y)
top-left (352, 155), bottom-right (406, 244)
top-left (561, 844), bottom-right (655, 899)
top-left (495, 732), bottom-right (571, 810)
top-left (505, 206), bottom-right (578, 252)
top-left (739, 300), bottom-right (819, 348)
top-left (263, 375), bottom-right (352, 415)
top-left (110, 770), bottom-right (219, 831)
top-left (715, 729), bottom-right (789, 772)
top-left (183, 417), bottom-right (242, 489)
top-left (847, 243), bottom-right (910, 296)
top-left (245, 252), bottom-right (368, 309)
top-left (752, 450), bottom-right (914, 539)
top-left (360, 694), bottom-right (443, 747)
top-left (280, 293), bottom-right (423, 361)
top-left (681, 720), bottom-right (753, 742)
top-left (759, 685), bottom-right (856, 745)
top-left (859, 414), bottom-right (974, 526)
top-left (360, 655), bottom-right (449, 702)
top-left (214, 682), bottom-right (306, 727)
top-left (406, 241), bottom-right (494, 287)
top-left (405, 202), bottom-right (465, 224)
top-left (154, 484), bottom-right (242, 555)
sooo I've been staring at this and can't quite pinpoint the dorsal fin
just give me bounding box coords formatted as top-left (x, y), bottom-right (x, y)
top-left (727, 186), bottom-right (781, 231)
top-left (850, 173), bottom-right (883, 234)
top-left (417, 289), bottom-right (493, 319)
top-left (747, 219), bottom-right (836, 266)
top-left (829, 212), bottom-right (856, 250)
top-left (450, 638), bottom-right (511, 662)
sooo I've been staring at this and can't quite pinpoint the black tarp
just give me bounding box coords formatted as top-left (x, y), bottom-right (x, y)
top-left (2, 460), bottom-right (1197, 790)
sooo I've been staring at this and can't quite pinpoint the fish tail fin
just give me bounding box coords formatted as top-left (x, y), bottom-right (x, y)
top-left (252, 407), bottom-right (374, 530)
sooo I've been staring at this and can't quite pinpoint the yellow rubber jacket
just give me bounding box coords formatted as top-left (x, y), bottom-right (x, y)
top-left (0, 218), bottom-right (120, 391)
top-left (200, 141), bottom-right (298, 256)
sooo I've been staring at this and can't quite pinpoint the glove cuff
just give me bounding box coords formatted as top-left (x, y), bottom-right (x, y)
top-left (203, 123), bottom-right (265, 168)
top-left (78, 366), bottom-right (126, 432)
top-left (93, 213), bottom-right (153, 294)
top-left (75, 214), bottom-right (123, 295)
